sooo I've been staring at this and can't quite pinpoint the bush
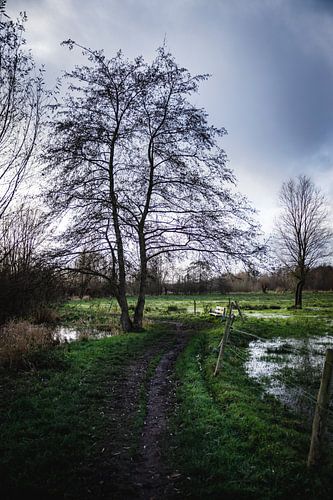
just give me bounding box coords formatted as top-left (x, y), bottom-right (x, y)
top-left (32, 306), bottom-right (60, 325)
top-left (167, 305), bottom-right (180, 312)
top-left (0, 321), bottom-right (59, 368)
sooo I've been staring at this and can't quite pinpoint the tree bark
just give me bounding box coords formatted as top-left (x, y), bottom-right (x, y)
top-left (133, 231), bottom-right (147, 331)
top-left (116, 290), bottom-right (133, 332)
top-left (294, 279), bottom-right (304, 309)
top-left (109, 131), bottom-right (132, 332)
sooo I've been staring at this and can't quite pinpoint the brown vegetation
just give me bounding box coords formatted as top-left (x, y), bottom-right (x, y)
top-left (0, 321), bottom-right (59, 368)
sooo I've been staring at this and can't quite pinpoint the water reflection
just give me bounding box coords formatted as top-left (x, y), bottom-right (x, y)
top-left (245, 335), bottom-right (333, 420)
top-left (54, 325), bottom-right (111, 342)
top-left (247, 313), bottom-right (290, 319)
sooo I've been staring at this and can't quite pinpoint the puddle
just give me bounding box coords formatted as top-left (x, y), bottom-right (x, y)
top-left (245, 335), bottom-right (333, 421)
top-left (247, 312), bottom-right (290, 319)
top-left (54, 325), bottom-right (112, 342)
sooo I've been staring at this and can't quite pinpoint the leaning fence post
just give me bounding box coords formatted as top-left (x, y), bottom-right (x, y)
top-left (214, 311), bottom-right (234, 376)
top-left (234, 300), bottom-right (244, 321)
top-left (307, 349), bottom-right (333, 468)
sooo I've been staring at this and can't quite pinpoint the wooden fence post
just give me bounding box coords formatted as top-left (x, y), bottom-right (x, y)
top-left (234, 300), bottom-right (244, 321)
top-left (214, 311), bottom-right (234, 376)
top-left (307, 349), bottom-right (333, 468)
top-left (194, 299), bottom-right (197, 315)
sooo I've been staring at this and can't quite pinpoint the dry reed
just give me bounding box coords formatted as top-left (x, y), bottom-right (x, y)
top-left (0, 320), bottom-right (59, 368)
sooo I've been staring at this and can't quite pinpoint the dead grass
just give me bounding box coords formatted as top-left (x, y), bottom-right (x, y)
top-left (0, 320), bottom-right (59, 368)
top-left (32, 306), bottom-right (60, 325)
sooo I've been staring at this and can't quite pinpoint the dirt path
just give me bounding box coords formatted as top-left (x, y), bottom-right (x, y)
top-left (82, 324), bottom-right (191, 499)
top-left (133, 330), bottom-right (189, 499)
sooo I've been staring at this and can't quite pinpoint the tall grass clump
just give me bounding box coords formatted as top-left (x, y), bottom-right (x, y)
top-left (0, 321), bottom-right (59, 368)
top-left (32, 305), bottom-right (60, 325)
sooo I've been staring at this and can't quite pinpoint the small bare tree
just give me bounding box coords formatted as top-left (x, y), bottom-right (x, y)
top-left (275, 175), bottom-right (332, 308)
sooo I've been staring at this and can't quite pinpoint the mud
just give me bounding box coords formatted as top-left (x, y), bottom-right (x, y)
top-left (79, 325), bottom-right (191, 500)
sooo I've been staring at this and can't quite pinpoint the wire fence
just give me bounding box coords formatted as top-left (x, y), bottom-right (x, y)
top-left (213, 301), bottom-right (333, 466)
top-left (228, 324), bottom-right (333, 419)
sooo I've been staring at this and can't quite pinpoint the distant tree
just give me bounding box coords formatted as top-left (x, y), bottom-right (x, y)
top-left (0, 6), bottom-right (44, 219)
top-left (184, 260), bottom-right (212, 294)
top-left (44, 43), bottom-right (262, 331)
top-left (275, 175), bottom-right (332, 308)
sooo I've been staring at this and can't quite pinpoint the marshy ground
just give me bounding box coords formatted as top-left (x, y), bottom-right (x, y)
top-left (1, 292), bottom-right (333, 499)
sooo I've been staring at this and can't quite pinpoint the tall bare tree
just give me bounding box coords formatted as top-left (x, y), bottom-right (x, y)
top-left (0, 6), bottom-right (43, 220)
top-left (275, 175), bottom-right (332, 308)
top-left (45, 43), bottom-right (263, 331)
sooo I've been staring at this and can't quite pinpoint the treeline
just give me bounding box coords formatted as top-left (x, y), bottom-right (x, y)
top-left (126, 264), bottom-right (333, 296)
top-left (0, 205), bottom-right (331, 324)
top-left (0, 205), bottom-right (64, 323)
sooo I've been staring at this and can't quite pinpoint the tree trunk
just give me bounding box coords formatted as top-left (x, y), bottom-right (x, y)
top-left (108, 131), bottom-right (133, 332)
top-left (133, 276), bottom-right (146, 331)
top-left (294, 279), bottom-right (304, 309)
top-left (133, 233), bottom-right (147, 331)
top-left (117, 291), bottom-right (133, 332)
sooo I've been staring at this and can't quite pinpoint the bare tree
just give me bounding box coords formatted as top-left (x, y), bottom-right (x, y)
top-left (0, 203), bottom-right (47, 274)
top-left (0, 203), bottom-right (59, 323)
top-left (44, 43), bottom-right (263, 331)
top-left (0, 6), bottom-right (43, 220)
top-left (275, 175), bottom-right (332, 308)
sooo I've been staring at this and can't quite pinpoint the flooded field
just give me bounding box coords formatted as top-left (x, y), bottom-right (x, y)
top-left (246, 312), bottom-right (290, 319)
top-left (245, 335), bottom-right (333, 423)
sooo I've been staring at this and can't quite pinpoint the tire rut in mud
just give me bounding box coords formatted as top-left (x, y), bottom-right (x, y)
top-left (81, 327), bottom-right (190, 499)
top-left (133, 331), bottom-right (190, 499)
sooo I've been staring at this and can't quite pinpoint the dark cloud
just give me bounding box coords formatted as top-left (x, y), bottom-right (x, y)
top-left (5, 0), bottom-right (333, 232)
top-left (308, 0), bottom-right (333, 12)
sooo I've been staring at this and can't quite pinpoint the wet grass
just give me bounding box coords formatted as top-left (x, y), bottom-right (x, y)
top-left (59, 291), bottom-right (333, 325)
top-left (0, 327), bottom-right (168, 499)
top-left (170, 323), bottom-right (333, 499)
top-left (1, 291), bottom-right (333, 498)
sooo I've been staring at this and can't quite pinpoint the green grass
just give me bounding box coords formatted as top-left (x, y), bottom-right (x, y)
top-left (1, 291), bottom-right (333, 498)
top-left (169, 324), bottom-right (333, 499)
top-left (59, 291), bottom-right (333, 324)
top-left (0, 327), bottom-right (170, 498)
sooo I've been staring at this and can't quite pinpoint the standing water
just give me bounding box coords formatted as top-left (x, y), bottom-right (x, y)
top-left (54, 326), bottom-right (111, 342)
top-left (245, 335), bottom-right (333, 420)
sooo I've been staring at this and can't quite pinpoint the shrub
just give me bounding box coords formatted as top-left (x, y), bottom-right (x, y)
top-left (167, 305), bottom-right (180, 312)
top-left (0, 321), bottom-right (59, 368)
top-left (166, 305), bottom-right (187, 313)
top-left (32, 306), bottom-right (60, 325)
top-left (203, 303), bottom-right (214, 314)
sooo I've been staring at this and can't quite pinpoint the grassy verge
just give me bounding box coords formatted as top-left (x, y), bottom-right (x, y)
top-left (2, 292), bottom-right (332, 498)
top-left (169, 322), bottom-right (333, 499)
top-left (0, 328), bottom-right (167, 499)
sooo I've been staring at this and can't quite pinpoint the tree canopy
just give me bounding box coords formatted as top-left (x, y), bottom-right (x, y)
top-left (0, 9), bottom-right (43, 220)
top-left (44, 43), bottom-right (263, 330)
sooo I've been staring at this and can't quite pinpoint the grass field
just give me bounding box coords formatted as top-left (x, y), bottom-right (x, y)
top-left (1, 291), bottom-right (333, 498)
top-left (59, 290), bottom-right (333, 322)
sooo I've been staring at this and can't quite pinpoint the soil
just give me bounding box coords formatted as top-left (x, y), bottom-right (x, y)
top-left (80, 323), bottom-right (192, 500)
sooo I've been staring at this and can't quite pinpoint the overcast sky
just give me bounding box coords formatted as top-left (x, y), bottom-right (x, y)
top-left (6, 0), bottom-right (333, 234)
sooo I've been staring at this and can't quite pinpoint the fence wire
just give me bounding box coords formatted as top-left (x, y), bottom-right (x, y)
top-left (224, 324), bottom-right (333, 421)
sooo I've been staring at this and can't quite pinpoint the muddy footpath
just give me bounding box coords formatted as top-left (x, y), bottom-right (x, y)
top-left (79, 323), bottom-right (192, 500)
